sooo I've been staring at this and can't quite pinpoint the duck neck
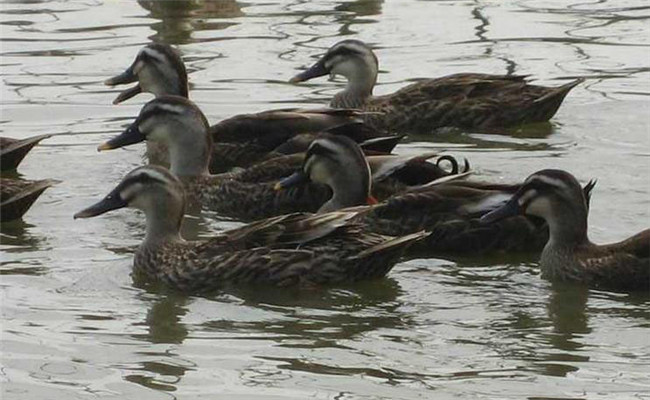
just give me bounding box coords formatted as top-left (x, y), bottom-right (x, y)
top-left (168, 128), bottom-right (211, 178)
top-left (332, 69), bottom-right (376, 109)
top-left (540, 206), bottom-right (590, 276)
top-left (317, 173), bottom-right (370, 213)
top-left (142, 203), bottom-right (183, 246)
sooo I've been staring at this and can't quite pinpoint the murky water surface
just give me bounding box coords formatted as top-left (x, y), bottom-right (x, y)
top-left (1, 1), bottom-right (649, 399)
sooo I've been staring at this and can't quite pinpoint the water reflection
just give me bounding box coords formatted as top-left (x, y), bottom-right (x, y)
top-left (137, 0), bottom-right (242, 44)
top-left (334, 0), bottom-right (383, 35)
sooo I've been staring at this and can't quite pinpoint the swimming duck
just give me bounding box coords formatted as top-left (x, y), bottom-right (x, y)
top-left (1, 134), bottom-right (51, 171)
top-left (290, 39), bottom-right (584, 133)
top-left (73, 165), bottom-right (427, 292)
top-left (1, 178), bottom-right (57, 222)
top-left (97, 96), bottom-right (459, 221)
top-left (480, 170), bottom-right (649, 291)
top-left (277, 138), bottom-right (599, 257)
top-left (104, 43), bottom-right (386, 172)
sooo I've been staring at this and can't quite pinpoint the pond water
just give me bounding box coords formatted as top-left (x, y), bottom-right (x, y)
top-left (1, 1), bottom-right (649, 399)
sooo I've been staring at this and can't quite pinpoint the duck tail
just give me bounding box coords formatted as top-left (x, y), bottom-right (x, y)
top-left (1, 134), bottom-right (52, 171)
top-left (346, 230), bottom-right (429, 280)
top-left (1, 179), bottom-right (59, 222)
top-left (529, 78), bottom-right (584, 122)
top-left (355, 230), bottom-right (429, 259)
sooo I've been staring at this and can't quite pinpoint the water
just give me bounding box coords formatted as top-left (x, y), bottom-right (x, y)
top-left (1, 1), bottom-right (649, 399)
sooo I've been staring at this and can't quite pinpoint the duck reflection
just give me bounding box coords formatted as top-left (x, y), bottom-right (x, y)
top-left (534, 281), bottom-right (590, 377)
top-left (334, 0), bottom-right (383, 35)
top-left (125, 292), bottom-right (192, 392)
top-left (126, 276), bottom-right (407, 391)
top-left (202, 278), bottom-right (408, 347)
top-left (137, 0), bottom-right (242, 44)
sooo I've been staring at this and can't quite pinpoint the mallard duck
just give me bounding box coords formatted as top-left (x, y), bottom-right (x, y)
top-left (276, 137), bottom-right (601, 257)
top-left (480, 170), bottom-right (649, 291)
top-left (289, 39), bottom-right (584, 133)
top-left (1, 178), bottom-right (57, 222)
top-left (104, 43), bottom-right (387, 172)
top-left (1, 134), bottom-right (51, 171)
top-left (73, 165), bottom-right (427, 292)
top-left (96, 96), bottom-right (460, 221)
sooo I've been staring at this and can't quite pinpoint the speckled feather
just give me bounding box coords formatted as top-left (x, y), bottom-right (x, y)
top-left (543, 230), bottom-right (650, 290)
top-left (332, 73), bottom-right (583, 133)
top-left (133, 213), bottom-right (427, 292)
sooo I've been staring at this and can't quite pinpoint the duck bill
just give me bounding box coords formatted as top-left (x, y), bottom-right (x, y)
top-left (105, 65), bottom-right (141, 104)
top-left (289, 60), bottom-right (329, 83)
top-left (97, 124), bottom-right (145, 151)
top-left (479, 198), bottom-right (521, 224)
top-left (274, 171), bottom-right (309, 191)
top-left (105, 64), bottom-right (138, 86)
top-left (74, 189), bottom-right (127, 219)
top-left (111, 84), bottom-right (142, 105)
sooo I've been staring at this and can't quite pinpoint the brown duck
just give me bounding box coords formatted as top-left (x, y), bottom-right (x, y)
top-left (74, 165), bottom-right (427, 292)
top-left (290, 39), bottom-right (583, 133)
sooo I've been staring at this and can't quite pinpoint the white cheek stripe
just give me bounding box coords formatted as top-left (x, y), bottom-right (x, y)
top-left (140, 47), bottom-right (167, 63)
top-left (120, 182), bottom-right (143, 202)
top-left (150, 103), bottom-right (186, 115)
top-left (518, 189), bottom-right (538, 206)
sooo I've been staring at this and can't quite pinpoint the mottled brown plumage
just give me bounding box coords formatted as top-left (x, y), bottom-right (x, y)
top-left (359, 181), bottom-right (549, 255)
top-left (74, 166), bottom-right (427, 292)
top-left (290, 39), bottom-right (583, 133)
top-left (481, 169), bottom-right (649, 291)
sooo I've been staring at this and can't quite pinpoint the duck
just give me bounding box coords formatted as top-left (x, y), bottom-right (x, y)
top-left (73, 165), bottom-right (427, 292)
top-left (1, 134), bottom-right (51, 171)
top-left (96, 96), bottom-right (462, 221)
top-left (480, 169), bottom-right (649, 291)
top-left (289, 39), bottom-right (584, 133)
top-left (276, 139), bottom-right (600, 257)
top-left (1, 178), bottom-right (58, 222)
top-left (104, 43), bottom-right (389, 172)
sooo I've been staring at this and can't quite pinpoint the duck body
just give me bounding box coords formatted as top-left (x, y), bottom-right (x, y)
top-left (480, 169), bottom-right (649, 291)
top-left (74, 166), bottom-right (426, 292)
top-left (358, 180), bottom-right (552, 255)
top-left (352, 73), bottom-right (583, 133)
top-left (290, 40), bottom-right (583, 133)
top-left (134, 214), bottom-right (421, 291)
top-left (540, 230), bottom-right (649, 290)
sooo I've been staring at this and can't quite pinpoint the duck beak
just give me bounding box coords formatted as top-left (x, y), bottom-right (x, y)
top-left (111, 84), bottom-right (142, 105)
top-left (105, 64), bottom-right (141, 104)
top-left (274, 171), bottom-right (309, 191)
top-left (74, 189), bottom-right (127, 219)
top-left (97, 124), bottom-right (145, 152)
top-left (289, 60), bottom-right (329, 83)
top-left (479, 198), bottom-right (521, 224)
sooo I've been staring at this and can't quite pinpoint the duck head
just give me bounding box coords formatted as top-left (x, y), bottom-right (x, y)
top-left (105, 43), bottom-right (189, 104)
top-left (275, 133), bottom-right (375, 213)
top-left (290, 40), bottom-right (378, 105)
top-left (98, 96), bottom-right (211, 177)
top-left (74, 165), bottom-right (185, 243)
top-left (481, 169), bottom-right (594, 245)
